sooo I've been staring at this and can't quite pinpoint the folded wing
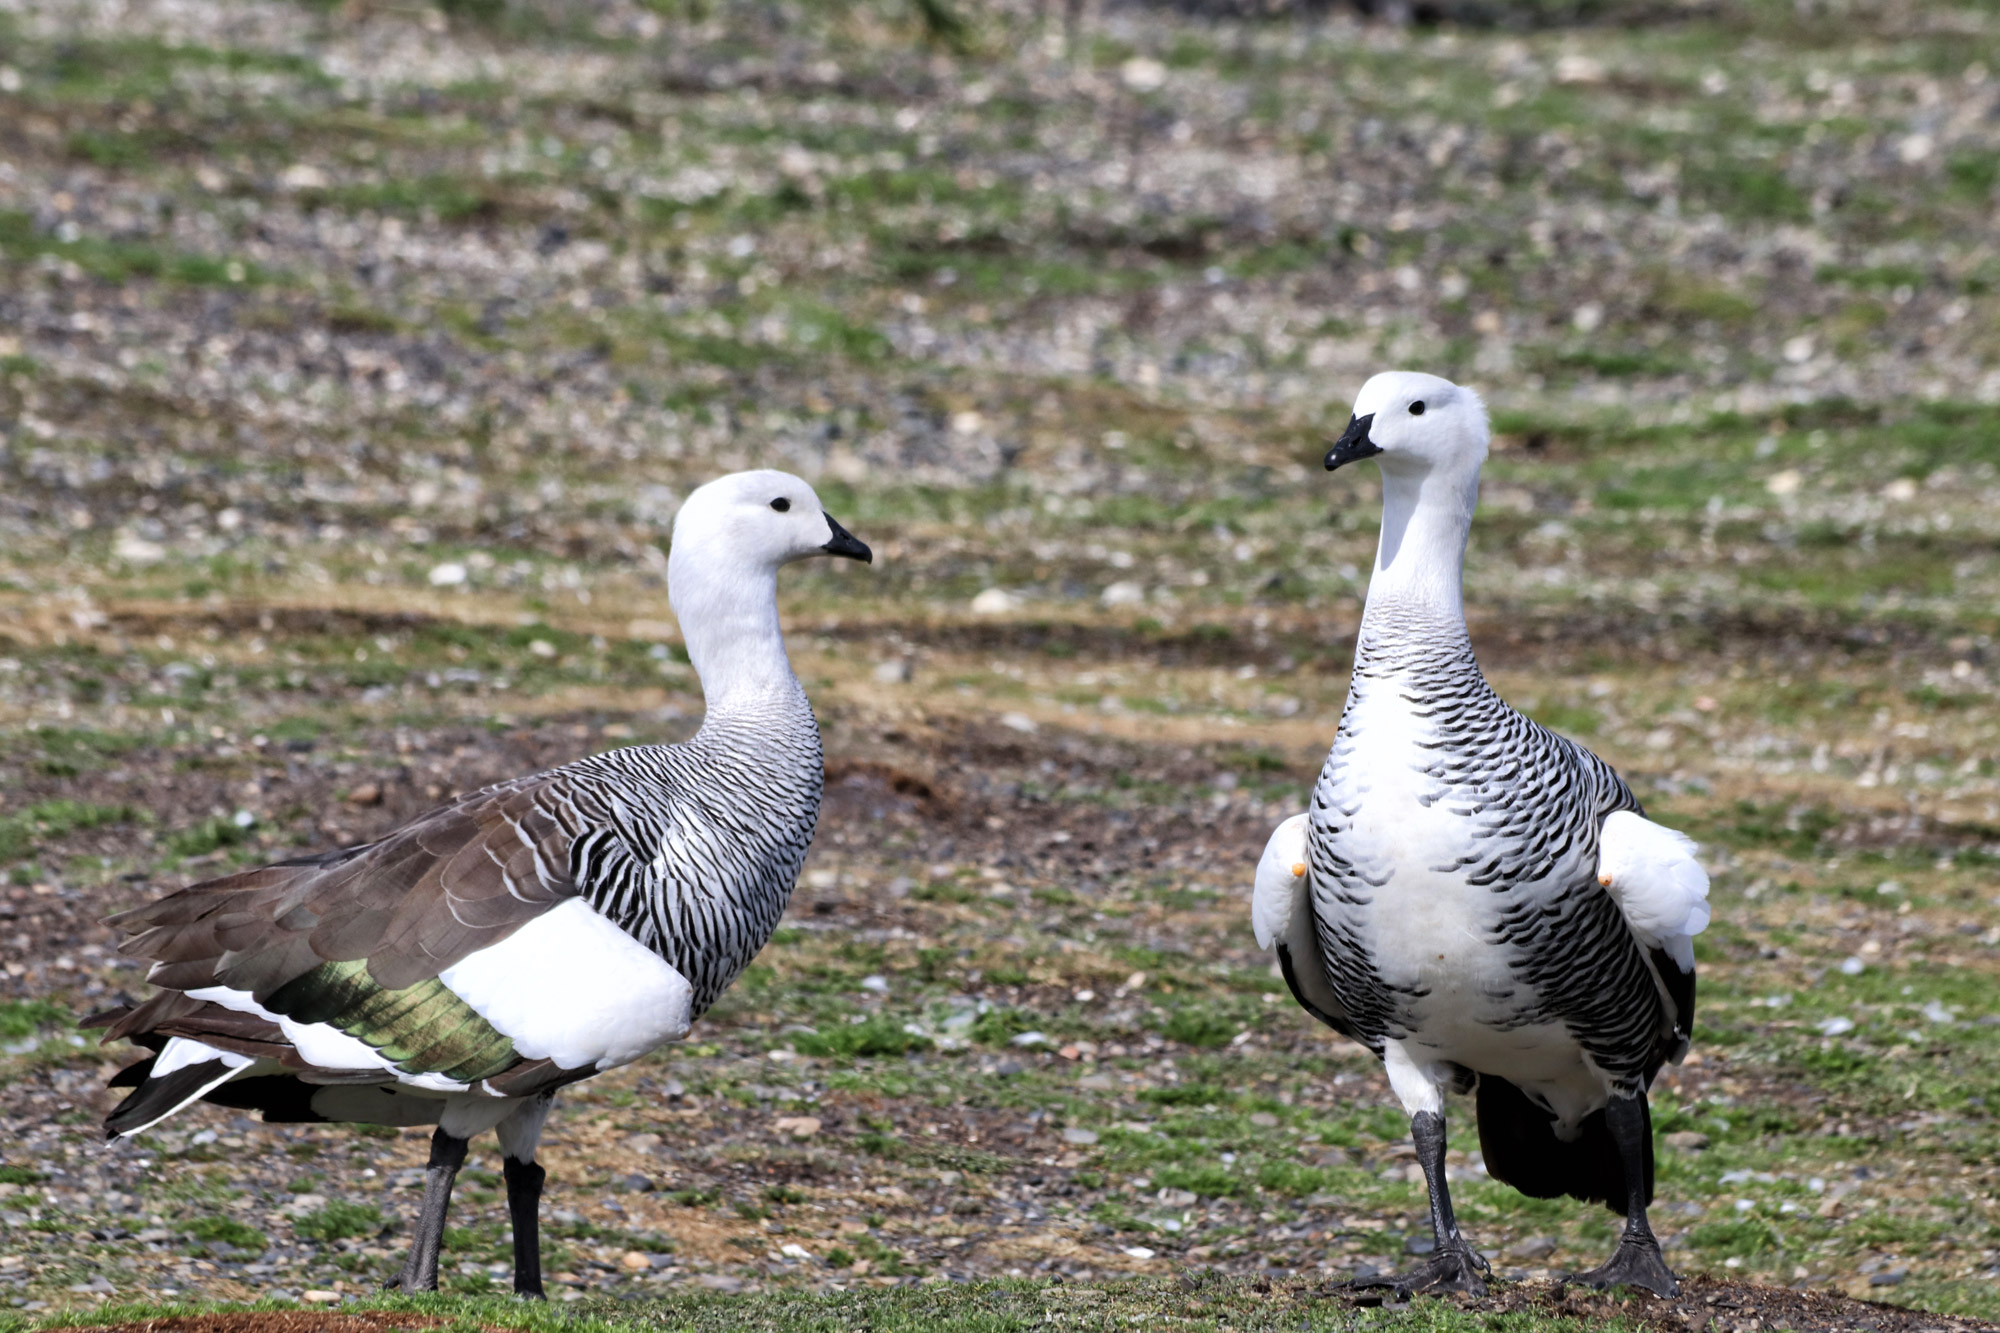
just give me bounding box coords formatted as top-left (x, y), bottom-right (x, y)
top-left (98, 774), bottom-right (604, 1094)
top-left (1596, 808), bottom-right (1708, 1065)
top-left (1253, 813), bottom-right (1353, 1036)
top-left (1596, 810), bottom-right (1710, 971)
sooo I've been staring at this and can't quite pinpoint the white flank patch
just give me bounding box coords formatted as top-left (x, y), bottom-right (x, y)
top-left (439, 1092), bottom-right (533, 1139)
top-left (439, 897), bottom-right (693, 1071)
top-left (1382, 1039), bottom-right (1448, 1117)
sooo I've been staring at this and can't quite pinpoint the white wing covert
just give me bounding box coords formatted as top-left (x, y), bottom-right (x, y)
top-left (1252, 814), bottom-right (1311, 951)
top-left (1596, 810), bottom-right (1711, 972)
top-left (1252, 813), bottom-right (1352, 1036)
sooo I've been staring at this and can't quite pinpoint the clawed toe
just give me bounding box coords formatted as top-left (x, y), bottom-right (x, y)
top-left (1343, 1245), bottom-right (1490, 1301)
top-left (1567, 1237), bottom-right (1679, 1298)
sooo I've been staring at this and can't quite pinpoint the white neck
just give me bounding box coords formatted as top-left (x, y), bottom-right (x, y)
top-left (668, 550), bottom-right (805, 722)
top-left (1361, 462), bottom-right (1480, 631)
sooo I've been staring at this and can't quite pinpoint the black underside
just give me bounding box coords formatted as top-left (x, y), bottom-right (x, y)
top-left (104, 1057), bottom-right (231, 1139)
top-left (200, 1073), bottom-right (335, 1123)
top-left (1474, 1073), bottom-right (1651, 1215)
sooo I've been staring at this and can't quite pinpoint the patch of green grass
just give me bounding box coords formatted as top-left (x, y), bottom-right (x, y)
top-left (0, 799), bottom-right (138, 863)
top-left (783, 301), bottom-right (893, 364)
top-left (968, 1006), bottom-right (1038, 1046)
top-left (910, 879), bottom-right (975, 904)
top-left (1704, 799), bottom-right (1840, 858)
top-left (1684, 159), bottom-right (1810, 222)
top-left (1544, 345), bottom-right (1689, 379)
top-left (180, 1216), bottom-right (269, 1252)
top-left (1159, 1006), bottom-right (1239, 1049)
top-left (23, 725), bottom-right (148, 776)
top-left (317, 176), bottom-right (507, 224)
top-left (0, 210), bottom-right (271, 287)
top-left (292, 1201), bottom-right (385, 1242)
top-left (855, 1133), bottom-right (1011, 1176)
top-left (0, 1000), bottom-right (71, 1042)
top-left (1817, 261), bottom-right (1930, 290)
top-left (163, 813), bottom-right (256, 861)
top-left (1521, 701), bottom-right (1602, 737)
top-left (846, 1233), bottom-right (926, 1276)
top-left (793, 1015), bottom-right (932, 1058)
top-left (1684, 1216), bottom-right (1783, 1260)
top-left (1946, 152), bottom-right (1999, 202)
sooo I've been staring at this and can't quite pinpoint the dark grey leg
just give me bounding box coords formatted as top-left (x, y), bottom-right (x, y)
top-left (1347, 1110), bottom-right (1490, 1298)
top-left (1569, 1094), bottom-right (1678, 1297)
top-left (496, 1092), bottom-right (556, 1299)
top-left (504, 1157), bottom-right (547, 1299)
top-left (384, 1127), bottom-right (467, 1292)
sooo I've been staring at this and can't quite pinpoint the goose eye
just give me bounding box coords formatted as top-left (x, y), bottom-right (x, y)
top-left (1408, 401), bottom-right (1426, 416)
top-left (770, 497), bottom-right (791, 512)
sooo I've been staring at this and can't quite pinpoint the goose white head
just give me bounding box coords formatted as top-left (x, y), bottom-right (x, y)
top-left (1323, 371), bottom-right (1489, 610)
top-left (667, 469), bottom-right (872, 714)
top-left (1324, 370), bottom-right (1489, 479)
top-left (669, 469), bottom-right (872, 572)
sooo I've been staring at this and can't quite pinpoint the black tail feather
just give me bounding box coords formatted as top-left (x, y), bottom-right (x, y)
top-left (104, 1058), bottom-right (233, 1139)
top-left (107, 1054), bottom-right (158, 1088)
top-left (1475, 1074), bottom-right (1651, 1215)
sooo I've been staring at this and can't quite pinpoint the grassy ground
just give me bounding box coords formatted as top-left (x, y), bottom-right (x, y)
top-left (2, 0), bottom-right (2000, 1328)
top-left (0, 1286), bottom-right (1684, 1333)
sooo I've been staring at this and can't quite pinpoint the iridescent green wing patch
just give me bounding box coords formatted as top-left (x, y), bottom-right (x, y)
top-left (263, 959), bottom-right (519, 1083)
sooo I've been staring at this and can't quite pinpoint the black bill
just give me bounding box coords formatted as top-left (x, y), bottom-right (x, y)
top-left (822, 514), bottom-right (873, 563)
top-left (1324, 413), bottom-right (1382, 472)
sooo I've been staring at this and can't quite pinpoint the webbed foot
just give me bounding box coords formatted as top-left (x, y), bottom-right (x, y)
top-left (1345, 1241), bottom-right (1491, 1300)
top-left (1566, 1234), bottom-right (1678, 1297)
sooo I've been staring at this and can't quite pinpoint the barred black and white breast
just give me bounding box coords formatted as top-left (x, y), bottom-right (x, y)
top-left (570, 699), bottom-right (824, 1017)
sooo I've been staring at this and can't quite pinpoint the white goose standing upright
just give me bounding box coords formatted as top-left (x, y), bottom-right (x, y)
top-left (1253, 372), bottom-right (1708, 1298)
top-left (90, 470), bottom-right (872, 1297)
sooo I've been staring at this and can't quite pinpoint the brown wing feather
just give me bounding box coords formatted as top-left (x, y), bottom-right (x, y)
top-left (95, 990), bottom-right (205, 1042)
top-left (481, 1056), bottom-right (599, 1100)
top-left (109, 774), bottom-right (582, 1010)
top-left (366, 783), bottom-right (576, 990)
